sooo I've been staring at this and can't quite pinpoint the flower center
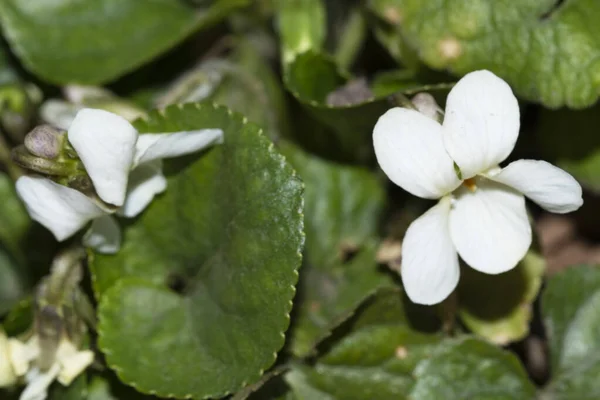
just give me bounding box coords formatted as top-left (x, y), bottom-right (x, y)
top-left (462, 177), bottom-right (477, 192)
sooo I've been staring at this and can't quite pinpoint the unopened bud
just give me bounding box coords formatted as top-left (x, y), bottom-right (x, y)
top-left (24, 125), bottom-right (65, 160)
top-left (412, 93), bottom-right (443, 122)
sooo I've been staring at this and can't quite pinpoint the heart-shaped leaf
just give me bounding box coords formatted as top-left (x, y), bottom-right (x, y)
top-left (92, 103), bottom-right (304, 398)
top-left (541, 266), bottom-right (600, 399)
top-left (0, 0), bottom-right (247, 84)
top-left (393, 0), bottom-right (600, 108)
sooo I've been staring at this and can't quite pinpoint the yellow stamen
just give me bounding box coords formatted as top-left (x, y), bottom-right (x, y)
top-left (463, 178), bottom-right (477, 192)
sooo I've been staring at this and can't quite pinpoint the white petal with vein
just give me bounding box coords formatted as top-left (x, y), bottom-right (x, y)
top-left (373, 107), bottom-right (460, 199)
top-left (488, 159), bottom-right (583, 214)
top-left (443, 70), bottom-right (520, 178)
top-left (401, 198), bottom-right (459, 305)
top-left (16, 176), bottom-right (104, 241)
top-left (68, 108), bottom-right (138, 206)
top-left (133, 129), bottom-right (223, 167)
top-left (449, 180), bottom-right (531, 274)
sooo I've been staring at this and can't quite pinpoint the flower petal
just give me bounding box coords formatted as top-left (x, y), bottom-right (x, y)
top-left (443, 70), bottom-right (520, 178)
top-left (0, 331), bottom-right (17, 387)
top-left (401, 198), bottom-right (460, 305)
top-left (133, 129), bottom-right (224, 167)
top-left (57, 350), bottom-right (94, 386)
top-left (39, 100), bottom-right (81, 131)
top-left (120, 161), bottom-right (167, 218)
top-left (373, 107), bottom-right (461, 199)
top-left (21, 364), bottom-right (60, 400)
top-left (16, 176), bottom-right (104, 241)
top-left (487, 159), bottom-right (583, 214)
top-left (449, 179), bottom-right (531, 274)
top-left (7, 337), bottom-right (38, 378)
top-left (83, 215), bottom-right (122, 254)
top-left (68, 108), bottom-right (138, 206)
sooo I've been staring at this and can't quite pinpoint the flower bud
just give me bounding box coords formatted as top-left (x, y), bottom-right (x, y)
top-left (411, 93), bottom-right (443, 122)
top-left (24, 125), bottom-right (65, 160)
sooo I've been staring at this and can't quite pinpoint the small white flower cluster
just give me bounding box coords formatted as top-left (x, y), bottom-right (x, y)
top-left (0, 329), bottom-right (93, 400)
top-left (373, 70), bottom-right (583, 305)
top-left (16, 108), bottom-right (223, 254)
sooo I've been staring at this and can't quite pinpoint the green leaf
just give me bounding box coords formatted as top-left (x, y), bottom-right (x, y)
top-left (541, 266), bottom-right (600, 399)
top-left (3, 297), bottom-right (33, 336)
top-left (410, 337), bottom-right (536, 399)
top-left (289, 243), bottom-right (394, 357)
top-left (87, 374), bottom-right (158, 400)
top-left (284, 52), bottom-right (454, 162)
top-left (0, 0), bottom-right (247, 84)
top-left (49, 374), bottom-right (88, 400)
top-left (542, 266), bottom-right (600, 371)
top-left (277, 0), bottom-right (326, 64)
top-left (286, 329), bottom-right (440, 399)
top-left (281, 143), bottom-right (385, 269)
top-left (284, 51), bottom-right (388, 162)
top-left (0, 246), bottom-right (26, 316)
top-left (0, 45), bottom-right (19, 85)
top-left (366, 0), bottom-right (419, 67)
top-left (279, 142), bottom-right (392, 356)
top-left (395, 0), bottom-right (600, 108)
top-left (286, 300), bottom-right (441, 399)
top-left (457, 249), bottom-right (546, 345)
top-left (232, 366), bottom-right (289, 400)
top-left (93, 103), bottom-right (304, 398)
top-left (0, 172), bottom-right (30, 260)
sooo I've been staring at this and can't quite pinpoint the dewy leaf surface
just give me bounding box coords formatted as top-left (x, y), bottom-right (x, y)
top-left (0, 0), bottom-right (247, 84)
top-left (93, 103), bottom-right (304, 398)
top-left (542, 266), bottom-right (600, 399)
top-left (396, 0), bottom-right (600, 108)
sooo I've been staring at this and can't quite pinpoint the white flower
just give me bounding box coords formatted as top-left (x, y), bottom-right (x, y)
top-left (16, 108), bottom-right (224, 253)
top-left (0, 329), bottom-right (19, 388)
top-left (6, 335), bottom-right (93, 400)
top-left (373, 70), bottom-right (583, 305)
